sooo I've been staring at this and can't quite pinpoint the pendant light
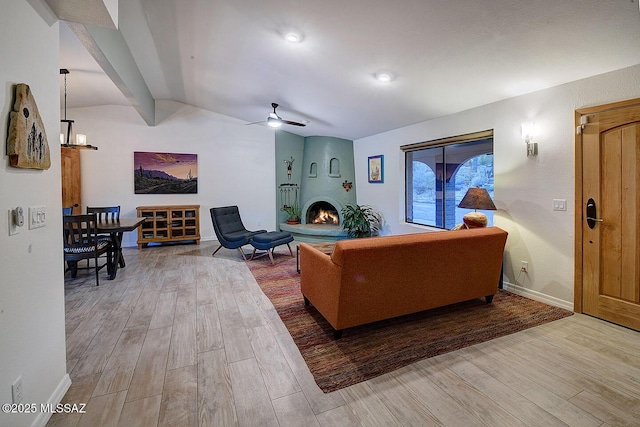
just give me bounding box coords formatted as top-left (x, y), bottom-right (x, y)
top-left (60, 68), bottom-right (97, 150)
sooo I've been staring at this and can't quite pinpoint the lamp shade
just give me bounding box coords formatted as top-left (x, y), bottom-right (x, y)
top-left (458, 187), bottom-right (496, 211)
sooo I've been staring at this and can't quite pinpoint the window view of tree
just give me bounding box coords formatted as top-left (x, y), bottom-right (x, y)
top-left (410, 161), bottom-right (437, 224)
top-left (406, 137), bottom-right (493, 229)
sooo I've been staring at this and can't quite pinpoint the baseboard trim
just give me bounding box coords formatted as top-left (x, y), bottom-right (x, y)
top-left (502, 281), bottom-right (574, 311)
top-left (32, 374), bottom-right (71, 427)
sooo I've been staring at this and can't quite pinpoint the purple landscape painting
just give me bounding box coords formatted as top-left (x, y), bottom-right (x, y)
top-left (134, 151), bottom-right (198, 194)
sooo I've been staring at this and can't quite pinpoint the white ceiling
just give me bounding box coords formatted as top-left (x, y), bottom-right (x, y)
top-left (59, 0), bottom-right (640, 140)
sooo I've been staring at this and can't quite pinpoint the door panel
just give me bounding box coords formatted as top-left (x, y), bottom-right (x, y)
top-left (601, 128), bottom-right (622, 298)
top-left (582, 106), bottom-right (640, 330)
top-left (581, 119), bottom-right (601, 314)
top-left (621, 126), bottom-right (640, 301)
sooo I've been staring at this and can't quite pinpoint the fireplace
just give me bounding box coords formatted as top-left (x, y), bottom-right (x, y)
top-left (278, 135), bottom-right (355, 241)
top-left (306, 201), bottom-right (339, 225)
top-left (282, 196), bottom-right (347, 242)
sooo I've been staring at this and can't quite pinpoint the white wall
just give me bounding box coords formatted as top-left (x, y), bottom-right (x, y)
top-left (355, 64), bottom-right (640, 308)
top-left (0, 2), bottom-right (69, 427)
top-left (69, 101), bottom-right (277, 248)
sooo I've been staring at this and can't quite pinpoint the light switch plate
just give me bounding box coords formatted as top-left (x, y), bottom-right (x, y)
top-left (29, 206), bottom-right (46, 229)
top-left (553, 199), bottom-right (567, 211)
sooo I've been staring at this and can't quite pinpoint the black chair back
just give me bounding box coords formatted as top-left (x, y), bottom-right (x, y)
top-left (87, 206), bottom-right (120, 221)
top-left (63, 213), bottom-right (112, 286)
top-left (63, 214), bottom-right (100, 249)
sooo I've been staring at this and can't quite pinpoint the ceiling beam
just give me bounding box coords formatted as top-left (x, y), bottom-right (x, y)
top-left (65, 21), bottom-right (155, 126)
top-left (46, 0), bottom-right (154, 125)
top-left (45, 0), bottom-right (117, 29)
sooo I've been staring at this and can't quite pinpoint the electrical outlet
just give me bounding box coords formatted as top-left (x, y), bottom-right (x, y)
top-left (520, 261), bottom-right (528, 273)
top-left (11, 376), bottom-right (23, 404)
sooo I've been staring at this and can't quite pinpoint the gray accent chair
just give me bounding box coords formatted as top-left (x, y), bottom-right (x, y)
top-left (210, 206), bottom-right (266, 260)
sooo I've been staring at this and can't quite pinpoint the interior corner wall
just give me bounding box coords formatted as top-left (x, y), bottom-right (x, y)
top-left (275, 131), bottom-right (305, 226)
top-left (354, 64), bottom-right (640, 308)
top-left (1, 2), bottom-right (69, 427)
top-left (68, 101), bottom-right (277, 247)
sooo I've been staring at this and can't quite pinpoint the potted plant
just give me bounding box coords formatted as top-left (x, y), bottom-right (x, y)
top-left (283, 202), bottom-right (301, 224)
top-left (341, 204), bottom-right (382, 238)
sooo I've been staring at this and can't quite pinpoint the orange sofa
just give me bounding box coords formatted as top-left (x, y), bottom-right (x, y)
top-left (299, 226), bottom-right (508, 338)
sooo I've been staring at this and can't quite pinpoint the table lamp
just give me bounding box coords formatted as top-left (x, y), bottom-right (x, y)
top-left (458, 187), bottom-right (496, 228)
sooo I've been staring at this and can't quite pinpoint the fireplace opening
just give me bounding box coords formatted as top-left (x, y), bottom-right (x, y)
top-left (306, 201), bottom-right (339, 225)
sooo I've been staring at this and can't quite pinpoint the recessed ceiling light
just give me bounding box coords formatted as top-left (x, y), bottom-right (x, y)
top-left (375, 71), bottom-right (394, 82)
top-left (285, 32), bottom-right (302, 43)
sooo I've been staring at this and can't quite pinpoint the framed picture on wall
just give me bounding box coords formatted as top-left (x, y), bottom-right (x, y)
top-left (368, 155), bottom-right (384, 183)
top-left (134, 151), bottom-right (198, 194)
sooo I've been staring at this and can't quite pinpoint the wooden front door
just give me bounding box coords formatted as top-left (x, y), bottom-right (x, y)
top-left (579, 101), bottom-right (640, 330)
top-left (61, 147), bottom-right (81, 213)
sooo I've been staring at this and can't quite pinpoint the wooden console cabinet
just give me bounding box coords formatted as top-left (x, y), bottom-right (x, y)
top-left (136, 205), bottom-right (200, 248)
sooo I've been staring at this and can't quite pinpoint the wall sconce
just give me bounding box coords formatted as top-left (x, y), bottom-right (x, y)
top-left (521, 122), bottom-right (538, 157)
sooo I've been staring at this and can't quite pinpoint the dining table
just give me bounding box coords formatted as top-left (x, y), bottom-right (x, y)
top-left (96, 217), bottom-right (147, 280)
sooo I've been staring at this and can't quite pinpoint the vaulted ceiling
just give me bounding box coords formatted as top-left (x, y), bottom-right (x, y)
top-left (58, 0), bottom-right (640, 140)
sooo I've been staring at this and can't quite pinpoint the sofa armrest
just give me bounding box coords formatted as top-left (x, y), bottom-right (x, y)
top-left (299, 243), bottom-right (342, 329)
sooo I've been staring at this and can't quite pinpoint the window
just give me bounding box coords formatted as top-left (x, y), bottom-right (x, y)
top-left (403, 130), bottom-right (494, 229)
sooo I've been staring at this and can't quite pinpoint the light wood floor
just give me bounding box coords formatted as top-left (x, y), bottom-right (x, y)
top-left (47, 241), bottom-right (640, 427)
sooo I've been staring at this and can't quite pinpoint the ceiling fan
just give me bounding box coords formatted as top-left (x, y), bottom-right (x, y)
top-left (248, 103), bottom-right (307, 128)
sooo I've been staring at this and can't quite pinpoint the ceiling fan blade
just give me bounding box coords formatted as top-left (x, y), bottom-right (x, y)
top-left (245, 120), bottom-right (266, 125)
top-left (282, 119), bottom-right (306, 127)
top-left (262, 103), bottom-right (307, 127)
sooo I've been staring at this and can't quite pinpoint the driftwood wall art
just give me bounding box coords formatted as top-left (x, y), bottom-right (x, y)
top-left (6, 83), bottom-right (51, 170)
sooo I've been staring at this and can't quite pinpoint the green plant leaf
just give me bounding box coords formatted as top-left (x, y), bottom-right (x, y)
top-left (341, 204), bottom-right (381, 238)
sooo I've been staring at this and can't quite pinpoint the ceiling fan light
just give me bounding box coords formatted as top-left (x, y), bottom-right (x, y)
top-left (267, 117), bottom-right (282, 128)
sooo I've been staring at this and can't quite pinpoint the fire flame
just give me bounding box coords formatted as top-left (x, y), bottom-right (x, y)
top-left (312, 209), bottom-right (339, 224)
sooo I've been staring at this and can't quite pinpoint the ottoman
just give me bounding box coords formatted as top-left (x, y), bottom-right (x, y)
top-left (249, 231), bottom-right (294, 264)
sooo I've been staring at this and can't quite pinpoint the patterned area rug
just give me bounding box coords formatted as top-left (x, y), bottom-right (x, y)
top-left (247, 257), bottom-right (573, 393)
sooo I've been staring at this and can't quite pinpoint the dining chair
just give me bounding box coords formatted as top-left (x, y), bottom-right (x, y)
top-left (86, 206), bottom-right (120, 221)
top-left (63, 213), bottom-right (113, 286)
top-left (86, 206), bottom-right (123, 267)
top-left (62, 203), bottom-right (79, 215)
